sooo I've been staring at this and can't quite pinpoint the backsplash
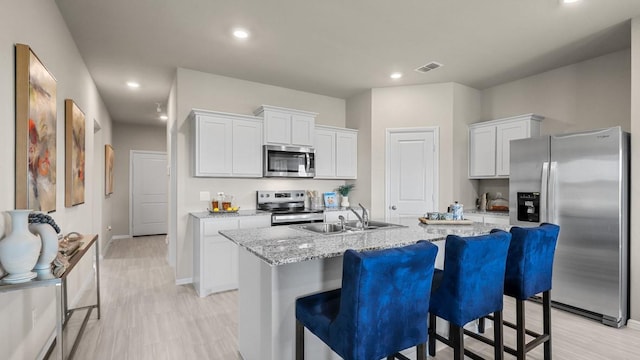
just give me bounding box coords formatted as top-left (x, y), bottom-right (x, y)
top-left (477, 178), bottom-right (509, 207)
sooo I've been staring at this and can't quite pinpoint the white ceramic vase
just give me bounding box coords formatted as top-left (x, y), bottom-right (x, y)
top-left (29, 222), bottom-right (58, 280)
top-left (0, 210), bottom-right (41, 283)
top-left (340, 195), bottom-right (350, 207)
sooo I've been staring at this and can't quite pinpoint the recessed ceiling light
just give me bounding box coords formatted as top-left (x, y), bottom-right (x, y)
top-left (390, 72), bottom-right (403, 79)
top-left (561, 0), bottom-right (581, 4)
top-left (159, 115), bottom-right (168, 120)
top-left (126, 81), bottom-right (140, 88)
top-left (233, 29), bottom-right (250, 39)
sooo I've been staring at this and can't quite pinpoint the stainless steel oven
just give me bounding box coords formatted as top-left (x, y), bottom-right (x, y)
top-left (257, 190), bottom-right (324, 225)
top-left (263, 145), bottom-right (315, 178)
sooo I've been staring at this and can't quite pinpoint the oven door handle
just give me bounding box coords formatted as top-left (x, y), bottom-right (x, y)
top-left (271, 212), bottom-right (324, 224)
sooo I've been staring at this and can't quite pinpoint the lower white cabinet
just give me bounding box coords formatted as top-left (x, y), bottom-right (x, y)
top-left (193, 214), bottom-right (271, 297)
top-left (464, 212), bottom-right (509, 226)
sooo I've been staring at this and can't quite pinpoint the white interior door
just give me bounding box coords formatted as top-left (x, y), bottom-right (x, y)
top-left (386, 128), bottom-right (438, 220)
top-left (131, 151), bottom-right (168, 236)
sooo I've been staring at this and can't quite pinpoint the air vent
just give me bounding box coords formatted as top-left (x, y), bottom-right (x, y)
top-left (414, 62), bottom-right (443, 73)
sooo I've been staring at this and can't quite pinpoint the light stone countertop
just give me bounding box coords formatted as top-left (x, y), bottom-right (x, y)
top-left (219, 219), bottom-right (509, 266)
top-left (190, 209), bottom-right (271, 219)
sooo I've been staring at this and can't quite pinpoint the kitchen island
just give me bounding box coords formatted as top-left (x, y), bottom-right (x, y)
top-left (219, 218), bottom-right (509, 360)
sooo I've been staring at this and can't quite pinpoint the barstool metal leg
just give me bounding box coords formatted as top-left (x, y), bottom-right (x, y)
top-left (494, 311), bottom-right (504, 360)
top-left (543, 291), bottom-right (552, 360)
top-left (296, 320), bottom-right (304, 360)
top-left (417, 343), bottom-right (426, 360)
top-left (428, 313), bottom-right (437, 356)
top-left (516, 299), bottom-right (525, 360)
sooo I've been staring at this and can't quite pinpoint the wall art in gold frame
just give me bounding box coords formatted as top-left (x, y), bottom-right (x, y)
top-left (105, 144), bottom-right (114, 196)
top-left (15, 43), bottom-right (57, 213)
top-left (65, 99), bottom-right (86, 207)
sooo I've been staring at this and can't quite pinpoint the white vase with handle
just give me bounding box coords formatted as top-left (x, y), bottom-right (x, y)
top-left (0, 210), bottom-right (41, 284)
top-left (340, 195), bottom-right (350, 207)
top-left (29, 222), bottom-right (58, 280)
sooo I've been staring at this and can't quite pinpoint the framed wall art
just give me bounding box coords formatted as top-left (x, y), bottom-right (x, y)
top-left (15, 43), bottom-right (57, 213)
top-left (105, 144), bottom-right (114, 195)
top-left (65, 99), bottom-right (86, 207)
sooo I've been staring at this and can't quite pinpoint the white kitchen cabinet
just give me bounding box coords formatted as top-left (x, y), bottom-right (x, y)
top-left (314, 125), bottom-right (358, 179)
top-left (463, 212), bottom-right (509, 226)
top-left (254, 105), bottom-right (317, 147)
top-left (193, 214), bottom-right (271, 297)
top-left (191, 109), bottom-right (263, 178)
top-left (468, 114), bottom-right (543, 179)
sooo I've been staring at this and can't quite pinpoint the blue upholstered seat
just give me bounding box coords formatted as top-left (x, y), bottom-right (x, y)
top-left (295, 241), bottom-right (439, 360)
top-left (480, 223), bottom-right (560, 360)
top-left (428, 230), bottom-right (512, 360)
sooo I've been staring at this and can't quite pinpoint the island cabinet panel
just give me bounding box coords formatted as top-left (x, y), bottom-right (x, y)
top-left (314, 125), bottom-right (358, 179)
top-left (254, 105), bottom-right (318, 147)
top-left (191, 109), bottom-right (263, 178)
top-left (468, 113), bottom-right (543, 179)
top-left (193, 215), bottom-right (270, 297)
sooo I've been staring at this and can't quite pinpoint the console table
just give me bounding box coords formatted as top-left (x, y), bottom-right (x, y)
top-left (0, 234), bottom-right (100, 360)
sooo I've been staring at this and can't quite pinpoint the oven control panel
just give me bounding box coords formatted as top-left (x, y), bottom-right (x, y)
top-left (257, 190), bottom-right (306, 204)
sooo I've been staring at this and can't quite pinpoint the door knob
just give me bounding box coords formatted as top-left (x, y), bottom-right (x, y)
top-left (391, 205), bottom-right (397, 210)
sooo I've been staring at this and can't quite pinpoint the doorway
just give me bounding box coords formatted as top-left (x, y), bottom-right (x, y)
top-left (385, 128), bottom-right (439, 220)
top-left (130, 151), bottom-right (168, 236)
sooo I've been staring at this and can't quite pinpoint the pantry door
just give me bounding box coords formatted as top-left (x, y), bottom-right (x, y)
top-left (386, 128), bottom-right (438, 220)
top-left (131, 151), bottom-right (168, 236)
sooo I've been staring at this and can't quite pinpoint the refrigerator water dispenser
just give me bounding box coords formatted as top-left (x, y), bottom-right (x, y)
top-left (517, 192), bottom-right (540, 222)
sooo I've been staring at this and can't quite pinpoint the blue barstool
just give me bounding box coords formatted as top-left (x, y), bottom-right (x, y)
top-left (295, 241), bottom-right (439, 360)
top-left (428, 230), bottom-right (512, 360)
top-left (477, 223), bottom-right (560, 360)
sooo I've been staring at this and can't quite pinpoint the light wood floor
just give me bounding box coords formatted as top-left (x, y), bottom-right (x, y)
top-left (66, 235), bottom-right (639, 360)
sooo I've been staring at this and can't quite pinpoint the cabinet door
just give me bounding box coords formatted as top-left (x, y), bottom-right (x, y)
top-left (336, 131), bottom-right (357, 179)
top-left (483, 215), bottom-right (510, 225)
top-left (239, 215), bottom-right (271, 229)
top-left (496, 121), bottom-right (529, 176)
top-left (291, 114), bottom-right (315, 146)
top-left (201, 219), bottom-right (239, 295)
top-left (195, 115), bottom-right (233, 176)
top-left (264, 111), bottom-right (291, 145)
top-left (233, 119), bottom-right (263, 177)
top-left (469, 125), bottom-right (496, 177)
top-left (314, 129), bottom-right (336, 178)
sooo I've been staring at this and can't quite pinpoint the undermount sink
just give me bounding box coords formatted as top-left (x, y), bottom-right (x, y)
top-left (297, 220), bottom-right (405, 235)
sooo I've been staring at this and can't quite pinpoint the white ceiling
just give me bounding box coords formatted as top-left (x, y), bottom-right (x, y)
top-left (54, 0), bottom-right (640, 126)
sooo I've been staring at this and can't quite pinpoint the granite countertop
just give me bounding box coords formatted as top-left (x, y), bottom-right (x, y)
top-left (465, 209), bottom-right (510, 217)
top-left (190, 209), bottom-right (271, 219)
top-left (219, 219), bottom-right (509, 266)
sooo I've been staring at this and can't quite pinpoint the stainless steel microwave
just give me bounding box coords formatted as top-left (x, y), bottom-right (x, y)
top-left (263, 145), bottom-right (315, 178)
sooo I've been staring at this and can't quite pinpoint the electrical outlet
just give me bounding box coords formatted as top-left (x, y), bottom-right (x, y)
top-left (31, 308), bottom-right (37, 328)
top-left (199, 191), bottom-right (210, 201)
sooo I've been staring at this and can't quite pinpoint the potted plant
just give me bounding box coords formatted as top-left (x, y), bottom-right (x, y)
top-left (335, 184), bottom-right (355, 207)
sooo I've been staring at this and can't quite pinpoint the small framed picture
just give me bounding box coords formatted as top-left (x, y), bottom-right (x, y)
top-left (323, 192), bottom-right (338, 208)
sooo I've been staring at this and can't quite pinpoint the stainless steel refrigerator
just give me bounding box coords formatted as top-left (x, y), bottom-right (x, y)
top-left (509, 126), bottom-right (629, 327)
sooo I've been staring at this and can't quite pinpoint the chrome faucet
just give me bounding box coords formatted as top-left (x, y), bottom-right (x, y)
top-left (338, 215), bottom-right (347, 231)
top-left (349, 203), bottom-right (369, 229)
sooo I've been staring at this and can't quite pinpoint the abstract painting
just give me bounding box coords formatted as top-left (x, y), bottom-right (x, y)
top-left (105, 144), bottom-right (114, 195)
top-left (65, 99), bottom-right (85, 207)
top-left (15, 44), bottom-right (57, 213)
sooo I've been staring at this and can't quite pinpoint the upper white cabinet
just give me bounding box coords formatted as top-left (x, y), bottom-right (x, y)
top-left (314, 125), bottom-right (358, 179)
top-left (254, 105), bottom-right (317, 147)
top-left (469, 114), bottom-right (543, 179)
top-left (191, 109), bottom-right (263, 178)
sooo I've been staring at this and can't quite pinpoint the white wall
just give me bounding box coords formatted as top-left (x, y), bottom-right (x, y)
top-left (172, 68), bottom-right (347, 281)
top-left (111, 122), bottom-right (167, 236)
top-left (345, 90), bottom-right (372, 208)
top-left (629, 18), bottom-right (640, 326)
top-left (0, 1), bottom-right (113, 358)
top-left (481, 49), bottom-right (631, 134)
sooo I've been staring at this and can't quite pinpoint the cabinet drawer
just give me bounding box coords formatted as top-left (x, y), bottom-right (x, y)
top-left (203, 219), bottom-right (239, 236)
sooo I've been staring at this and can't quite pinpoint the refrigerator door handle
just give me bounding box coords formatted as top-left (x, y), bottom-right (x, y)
top-left (541, 162), bottom-right (549, 223)
top-left (548, 161), bottom-right (558, 224)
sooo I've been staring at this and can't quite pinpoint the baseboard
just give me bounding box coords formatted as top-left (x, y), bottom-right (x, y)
top-left (176, 277), bottom-right (193, 285)
top-left (627, 318), bottom-right (640, 330)
top-left (111, 234), bottom-right (132, 240)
